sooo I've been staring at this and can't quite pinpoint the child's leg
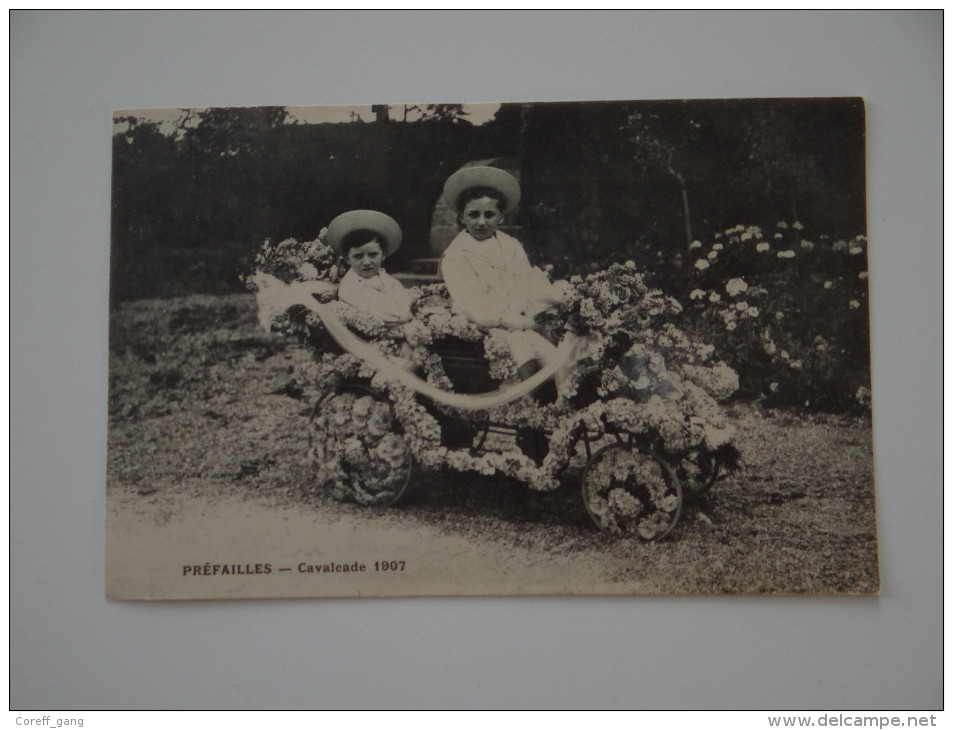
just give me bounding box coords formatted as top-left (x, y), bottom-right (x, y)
top-left (500, 329), bottom-right (560, 402)
top-left (517, 359), bottom-right (541, 381)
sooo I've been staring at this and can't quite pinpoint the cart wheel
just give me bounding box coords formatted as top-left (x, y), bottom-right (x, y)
top-left (677, 449), bottom-right (720, 497)
top-left (581, 444), bottom-right (682, 540)
top-left (309, 389), bottom-right (414, 507)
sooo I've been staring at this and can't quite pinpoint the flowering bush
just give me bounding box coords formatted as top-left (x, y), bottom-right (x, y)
top-left (674, 222), bottom-right (871, 412)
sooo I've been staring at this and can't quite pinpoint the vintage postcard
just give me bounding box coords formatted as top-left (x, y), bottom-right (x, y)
top-left (106, 99), bottom-right (878, 599)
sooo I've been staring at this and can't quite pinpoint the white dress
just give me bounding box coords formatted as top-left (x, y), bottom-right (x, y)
top-left (440, 230), bottom-right (559, 367)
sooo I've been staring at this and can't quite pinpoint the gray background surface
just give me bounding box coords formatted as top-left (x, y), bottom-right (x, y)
top-left (11, 11), bottom-right (942, 709)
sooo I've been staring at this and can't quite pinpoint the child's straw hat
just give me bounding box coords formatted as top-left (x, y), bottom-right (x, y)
top-left (442, 166), bottom-right (521, 213)
top-left (325, 210), bottom-right (403, 256)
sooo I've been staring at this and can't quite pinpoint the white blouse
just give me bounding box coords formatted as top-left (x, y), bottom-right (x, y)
top-left (337, 268), bottom-right (412, 324)
top-left (440, 230), bottom-right (557, 328)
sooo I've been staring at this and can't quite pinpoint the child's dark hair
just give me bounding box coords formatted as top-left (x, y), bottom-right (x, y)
top-left (455, 186), bottom-right (507, 214)
top-left (341, 229), bottom-right (385, 256)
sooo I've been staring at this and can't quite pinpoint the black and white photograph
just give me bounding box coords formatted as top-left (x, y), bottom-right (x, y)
top-left (14, 10), bottom-right (941, 713)
top-left (106, 98), bottom-right (878, 600)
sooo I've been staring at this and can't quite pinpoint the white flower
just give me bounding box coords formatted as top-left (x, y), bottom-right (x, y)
top-left (694, 258), bottom-right (710, 271)
top-left (725, 277), bottom-right (749, 297)
top-left (849, 246), bottom-right (863, 255)
top-left (713, 243), bottom-right (724, 251)
top-left (855, 386), bottom-right (872, 406)
top-left (792, 221), bottom-right (804, 230)
top-left (763, 340), bottom-right (776, 355)
top-left (707, 250), bottom-right (718, 260)
top-left (625, 260), bottom-right (636, 269)
top-left (607, 488), bottom-right (643, 519)
top-left (769, 382), bottom-right (779, 392)
top-left (708, 292), bottom-right (721, 303)
top-left (736, 301), bottom-right (749, 311)
top-left (849, 300), bottom-right (861, 310)
top-left (689, 240), bottom-right (703, 250)
top-left (777, 250), bottom-right (796, 259)
top-left (800, 239), bottom-right (814, 251)
top-left (725, 321), bottom-right (737, 331)
top-left (689, 289), bottom-right (706, 301)
top-left (789, 360), bottom-right (803, 371)
top-left (775, 311), bottom-right (784, 321)
top-left (777, 221), bottom-right (789, 229)
top-left (780, 349), bottom-right (790, 360)
top-left (774, 233), bottom-right (783, 239)
top-left (823, 281), bottom-right (833, 289)
top-left (579, 297), bottom-right (600, 320)
top-left (741, 230), bottom-right (754, 241)
top-left (832, 240), bottom-right (848, 253)
top-left (859, 271), bottom-right (868, 280)
top-left (757, 242), bottom-right (771, 253)
top-left (746, 307), bottom-right (760, 318)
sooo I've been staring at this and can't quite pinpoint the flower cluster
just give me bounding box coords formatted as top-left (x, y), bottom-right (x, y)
top-left (250, 231), bottom-right (342, 288)
top-left (556, 261), bottom-right (683, 338)
top-left (582, 445), bottom-right (679, 539)
top-left (678, 222), bottom-right (871, 412)
top-left (308, 390), bottom-right (414, 505)
top-left (327, 301), bottom-right (396, 350)
top-left (245, 233), bottom-right (346, 345)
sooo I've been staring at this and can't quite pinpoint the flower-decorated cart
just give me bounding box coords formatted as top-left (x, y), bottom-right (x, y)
top-left (249, 235), bottom-right (740, 541)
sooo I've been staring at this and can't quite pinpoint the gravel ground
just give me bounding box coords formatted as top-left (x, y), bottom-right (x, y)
top-left (106, 293), bottom-right (879, 597)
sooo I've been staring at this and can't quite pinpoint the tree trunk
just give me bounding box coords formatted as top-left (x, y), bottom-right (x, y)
top-left (680, 182), bottom-right (693, 248)
top-left (666, 149), bottom-right (693, 248)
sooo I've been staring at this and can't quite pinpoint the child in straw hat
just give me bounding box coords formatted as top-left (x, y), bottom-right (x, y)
top-left (326, 210), bottom-right (416, 367)
top-left (439, 167), bottom-right (572, 384)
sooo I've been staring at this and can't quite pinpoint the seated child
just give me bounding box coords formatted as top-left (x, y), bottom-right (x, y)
top-left (439, 166), bottom-right (571, 386)
top-left (326, 210), bottom-right (416, 369)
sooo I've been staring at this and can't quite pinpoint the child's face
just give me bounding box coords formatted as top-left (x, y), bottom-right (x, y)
top-left (460, 196), bottom-right (503, 241)
top-left (347, 240), bottom-right (384, 278)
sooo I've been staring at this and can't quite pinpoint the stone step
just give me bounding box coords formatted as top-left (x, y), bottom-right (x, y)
top-left (393, 272), bottom-right (442, 287)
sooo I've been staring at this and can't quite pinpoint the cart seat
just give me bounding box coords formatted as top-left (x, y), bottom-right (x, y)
top-left (429, 337), bottom-right (500, 394)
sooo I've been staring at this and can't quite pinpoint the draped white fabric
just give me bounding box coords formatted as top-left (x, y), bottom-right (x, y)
top-left (251, 272), bottom-right (584, 411)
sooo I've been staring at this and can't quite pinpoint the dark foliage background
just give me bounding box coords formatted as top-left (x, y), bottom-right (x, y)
top-left (111, 99), bottom-right (865, 295)
top-left (110, 98), bottom-right (869, 412)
